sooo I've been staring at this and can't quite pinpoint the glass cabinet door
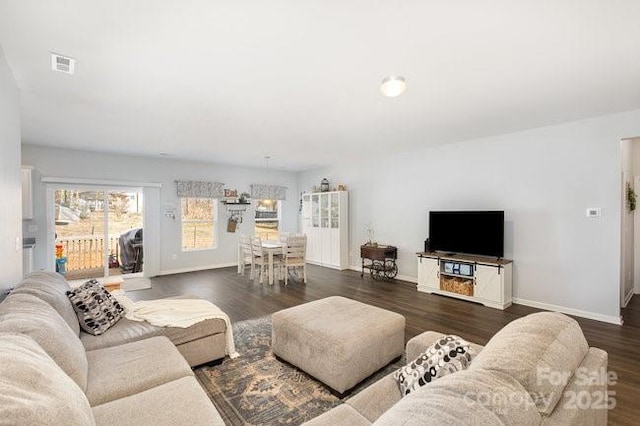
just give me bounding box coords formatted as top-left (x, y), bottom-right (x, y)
top-left (311, 194), bottom-right (320, 227)
top-left (320, 193), bottom-right (329, 228)
top-left (330, 193), bottom-right (339, 228)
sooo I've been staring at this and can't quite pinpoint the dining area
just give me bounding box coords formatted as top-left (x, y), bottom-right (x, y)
top-left (237, 234), bottom-right (307, 286)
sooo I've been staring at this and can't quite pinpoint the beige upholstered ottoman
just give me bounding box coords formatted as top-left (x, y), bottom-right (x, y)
top-left (272, 296), bottom-right (405, 394)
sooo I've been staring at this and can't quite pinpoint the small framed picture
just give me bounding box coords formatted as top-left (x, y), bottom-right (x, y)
top-left (224, 189), bottom-right (238, 198)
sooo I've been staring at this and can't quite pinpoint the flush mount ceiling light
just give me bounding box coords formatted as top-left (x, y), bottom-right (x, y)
top-left (380, 76), bottom-right (406, 97)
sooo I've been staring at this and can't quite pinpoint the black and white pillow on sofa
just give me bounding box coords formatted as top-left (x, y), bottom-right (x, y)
top-left (394, 334), bottom-right (477, 396)
top-left (66, 279), bottom-right (125, 335)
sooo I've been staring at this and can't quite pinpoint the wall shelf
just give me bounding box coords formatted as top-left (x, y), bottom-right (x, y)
top-left (221, 200), bottom-right (251, 223)
top-left (221, 201), bottom-right (251, 205)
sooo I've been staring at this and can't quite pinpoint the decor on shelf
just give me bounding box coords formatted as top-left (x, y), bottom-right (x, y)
top-left (239, 192), bottom-right (250, 203)
top-left (224, 189), bottom-right (238, 202)
top-left (320, 178), bottom-right (330, 192)
top-left (627, 182), bottom-right (636, 212)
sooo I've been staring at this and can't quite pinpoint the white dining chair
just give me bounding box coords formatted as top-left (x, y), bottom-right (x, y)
top-left (238, 234), bottom-right (253, 278)
top-left (251, 236), bottom-right (283, 283)
top-left (282, 235), bottom-right (307, 285)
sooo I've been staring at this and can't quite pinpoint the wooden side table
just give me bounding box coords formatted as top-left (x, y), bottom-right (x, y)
top-left (101, 277), bottom-right (124, 292)
top-left (360, 244), bottom-right (398, 281)
top-left (103, 282), bottom-right (122, 292)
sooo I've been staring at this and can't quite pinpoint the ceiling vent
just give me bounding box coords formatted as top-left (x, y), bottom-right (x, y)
top-left (50, 53), bottom-right (75, 74)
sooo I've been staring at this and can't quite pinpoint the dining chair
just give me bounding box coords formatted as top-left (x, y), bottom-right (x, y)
top-left (251, 236), bottom-right (284, 284)
top-left (278, 232), bottom-right (290, 242)
top-left (282, 235), bottom-right (307, 285)
top-left (238, 234), bottom-right (253, 278)
top-left (250, 237), bottom-right (267, 283)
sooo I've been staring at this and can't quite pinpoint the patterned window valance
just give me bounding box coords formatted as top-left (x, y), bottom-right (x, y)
top-left (250, 184), bottom-right (287, 200)
top-left (175, 180), bottom-right (224, 198)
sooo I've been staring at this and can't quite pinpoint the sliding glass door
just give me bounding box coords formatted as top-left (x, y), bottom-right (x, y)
top-left (52, 187), bottom-right (144, 280)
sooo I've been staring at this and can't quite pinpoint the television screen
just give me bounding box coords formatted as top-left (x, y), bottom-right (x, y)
top-left (428, 211), bottom-right (504, 258)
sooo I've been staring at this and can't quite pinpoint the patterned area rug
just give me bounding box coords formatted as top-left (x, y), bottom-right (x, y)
top-left (195, 316), bottom-right (405, 426)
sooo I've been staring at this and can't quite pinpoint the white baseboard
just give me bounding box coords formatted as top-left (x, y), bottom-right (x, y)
top-left (158, 262), bottom-right (237, 276)
top-left (512, 297), bottom-right (622, 325)
top-left (623, 289), bottom-right (634, 308)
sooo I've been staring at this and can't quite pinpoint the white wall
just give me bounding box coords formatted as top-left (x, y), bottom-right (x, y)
top-left (0, 45), bottom-right (22, 295)
top-left (22, 145), bottom-right (298, 275)
top-left (299, 110), bottom-right (640, 323)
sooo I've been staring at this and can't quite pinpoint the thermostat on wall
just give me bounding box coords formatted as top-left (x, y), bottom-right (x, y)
top-left (585, 207), bottom-right (601, 218)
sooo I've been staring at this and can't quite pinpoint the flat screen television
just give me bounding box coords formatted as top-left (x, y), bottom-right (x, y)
top-left (428, 211), bottom-right (504, 258)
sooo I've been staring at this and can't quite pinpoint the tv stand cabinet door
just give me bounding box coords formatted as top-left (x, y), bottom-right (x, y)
top-left (417, 257), bottom-right (439, 292)
top-left (474, 265), bottom-right (502, 303)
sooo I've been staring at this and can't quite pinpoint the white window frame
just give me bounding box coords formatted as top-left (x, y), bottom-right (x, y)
top-left (181, 197), bottom-right (218, 251)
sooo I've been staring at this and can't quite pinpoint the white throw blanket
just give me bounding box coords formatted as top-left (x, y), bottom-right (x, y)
top-left (113, 292), bottom-right (239, 358)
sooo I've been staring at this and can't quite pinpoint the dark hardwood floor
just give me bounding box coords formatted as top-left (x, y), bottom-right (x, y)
top-left (128, 264), bottom-right (640, 425)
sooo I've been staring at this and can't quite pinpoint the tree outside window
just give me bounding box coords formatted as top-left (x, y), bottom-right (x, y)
top-left (181, 197), bottom-right (217, 250)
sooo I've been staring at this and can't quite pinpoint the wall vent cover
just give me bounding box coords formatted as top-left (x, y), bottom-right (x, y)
top-left (50, 53), bottom-right (75, 74)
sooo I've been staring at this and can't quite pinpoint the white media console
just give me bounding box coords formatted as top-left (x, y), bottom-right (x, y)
top-left (416, 252), bottom-right (513, 310)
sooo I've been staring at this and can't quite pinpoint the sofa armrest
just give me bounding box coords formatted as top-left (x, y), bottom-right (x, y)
top-left (542, 347), bottom-right (608, 426)
top-left (345, 372), bottom-right (401, 423)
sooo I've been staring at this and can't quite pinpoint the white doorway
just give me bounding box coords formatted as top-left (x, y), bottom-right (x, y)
top-left (622, 137), bottom-right (640, 310)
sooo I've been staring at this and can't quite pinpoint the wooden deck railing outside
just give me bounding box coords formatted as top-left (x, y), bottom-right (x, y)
top-left (58, 236), bottom-right (120, 272)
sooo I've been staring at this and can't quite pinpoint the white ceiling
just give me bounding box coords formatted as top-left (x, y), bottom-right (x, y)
top-left (1, 0), bottom-right (640, 171)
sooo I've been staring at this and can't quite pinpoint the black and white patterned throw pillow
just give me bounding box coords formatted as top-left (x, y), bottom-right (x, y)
top-left (66, 279), bottom-right (125, 335)
top-left (394, 335), bottom-right (477, 396)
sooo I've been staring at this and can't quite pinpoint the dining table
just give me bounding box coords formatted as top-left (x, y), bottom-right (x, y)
top-left (238, 239), bottom-right (286, 285)
top-left (261, 240), bottom-right (285, 285)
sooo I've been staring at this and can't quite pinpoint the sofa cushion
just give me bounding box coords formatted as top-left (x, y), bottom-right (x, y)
top-left (80, 315), bottom-right (226, 352)
top-left (11, 271), bottom-right (80, 335)
top-left (374, 369), bottom-right (541, 426)
top-left (162, 317), bottom-right (227, 344)
top-left (0, 332), bottom-right (96, 426)
top-left (80, 317), bottom-right (162, 351)
top-left (469, 311), bottom-right (589, 416)
top-left (91, 377), bottom-right (224, 426)
top-left (0, 293), bottom-right (89, 391)
top-left (67, 279), bottom-right (125, 335)
top-left (394, 334), bottom-right (476, 396)
top-left (85, 336), bottom-right (194, 406)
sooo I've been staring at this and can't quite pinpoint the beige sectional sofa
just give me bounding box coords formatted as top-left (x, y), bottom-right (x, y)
top-left (0, 271), bottom-right (226, 425)
top-left (306, 312), bottom-right (608, 426)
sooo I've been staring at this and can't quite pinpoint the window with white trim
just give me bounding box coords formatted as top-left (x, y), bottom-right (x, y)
top-left (181, 197), bottom-right (217, 250)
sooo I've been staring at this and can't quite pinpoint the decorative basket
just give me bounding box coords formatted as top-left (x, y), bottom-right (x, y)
top-left (440, 276), bottom-right (474, 297)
